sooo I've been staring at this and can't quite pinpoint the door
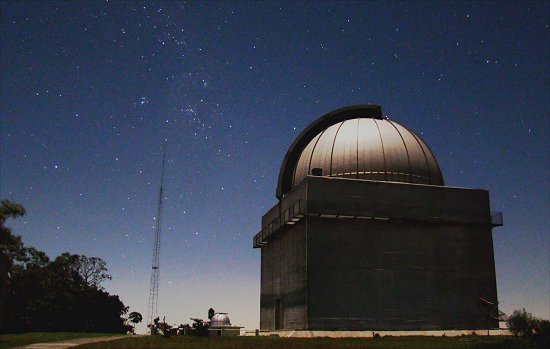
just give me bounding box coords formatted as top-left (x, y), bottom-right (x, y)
top-left (274, 298), bottom-right (283, 330)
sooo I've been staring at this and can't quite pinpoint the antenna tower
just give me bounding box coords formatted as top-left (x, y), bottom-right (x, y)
top-left (147, 143), bottom-right (167, 329)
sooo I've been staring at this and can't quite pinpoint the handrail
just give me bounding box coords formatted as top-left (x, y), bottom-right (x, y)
top-left (253, 199), bottom-right (304, 248)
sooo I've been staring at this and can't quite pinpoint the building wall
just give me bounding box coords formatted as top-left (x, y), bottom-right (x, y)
top-left (306, 176), bottom-right (492, 225)
top-left (307, 217), bottom-right (498, 330)
top-left (257, 177), bottom-right (499, 331)
top-left (260, 221), bottom-right (307, 330)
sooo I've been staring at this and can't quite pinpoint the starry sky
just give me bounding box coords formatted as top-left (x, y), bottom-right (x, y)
top-left (1, 1), bottom-right (548, 331)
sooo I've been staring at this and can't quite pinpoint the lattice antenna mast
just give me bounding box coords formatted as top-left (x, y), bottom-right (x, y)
top-left (147, 143), bottom-right (167, 329)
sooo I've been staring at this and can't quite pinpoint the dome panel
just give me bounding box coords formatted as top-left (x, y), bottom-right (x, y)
top-left (331, 119), bottom-right (359, 178)
top-left (357, 118), bottom-right (386, 181)
top-left (376, 120), bottom-right (410, 182)
top-left (390, 121), bottom-right (431, 184)
top-left (416, 135), bottom-right (444, 185)
top-left (308, 122), bottom-right (342, 178)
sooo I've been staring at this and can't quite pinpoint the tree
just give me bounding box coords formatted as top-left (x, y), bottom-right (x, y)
top-left (0, 200), bottom-right (26, 328)
top-left (533, 319), bottom-right (550, 348)
top-left (507, 308), bottom-right (537, 337)
top-left (0, 200), bottom-right (26, 224)
top-left (0, 200), bottom-right (26, 263)
top-left (5, 252), bottom-right (128, 333)
top-left (22, 247), bottom-right (49, 267)
top-left (0, 200), bottom-right (128, 333)
top-left (507, 309), bottom-right (550, 346)
top-left (50, 253), bottom-right (111, 290)
top-left (128, 311), bottom-right (143, 325)
top-left (127, 311), bottom-right (143, 334)
top-left (75, 255), bottom-right (112, 289)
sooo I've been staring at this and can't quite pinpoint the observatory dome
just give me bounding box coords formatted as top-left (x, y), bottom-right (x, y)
top-left (276, 105), bottom-right (444, 198)
top-left (210, 313), bottom-right (231, 326)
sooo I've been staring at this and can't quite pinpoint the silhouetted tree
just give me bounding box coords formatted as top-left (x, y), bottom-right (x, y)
top-left (507, 308), bottom-right (537, 337)
top-left (127, 311), bottom-right (143, 333)
top-left (0, 200), bottom-right (26, 328)
top-left (50, 253), bottom-right (111, 289)
top-left (76, 255), bottom-right (112, 289)
top-left (128, 311), bottom-right (143, 324)
top-left (0, 200), bottom-right (128, 333)
top-left (5, 251), bottom-right (127, 333)
top-left (506, 309), bottom-right (550, 347)
top-left (533, 319), bottom-right (550, 348)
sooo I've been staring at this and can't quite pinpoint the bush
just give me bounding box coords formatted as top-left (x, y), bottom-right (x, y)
top-left (533, 319), bottom-right (550, 348)
top-left (507, 309), bottom-right (537, 337)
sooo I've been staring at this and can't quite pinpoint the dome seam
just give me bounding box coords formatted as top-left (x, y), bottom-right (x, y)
top-left (372, 118), bottom-right (388, 181)
top-left (388, 120), bottom-right (413, 183)
top-left (329, 121), bottom-right (346, 177)
top-left (307, 128), bottom-right (328, 179)
top-left (407, 129), bottom-right (444, 185)
top-left (402, 124), bottom-right (432, 185)
top-left (356, 118), bottom-right (360, 180)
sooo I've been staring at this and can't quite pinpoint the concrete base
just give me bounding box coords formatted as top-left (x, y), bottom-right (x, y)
top-left (258, 329), bottom-right (511, 338)
top-left (208, 327), bottom-right (242, 336)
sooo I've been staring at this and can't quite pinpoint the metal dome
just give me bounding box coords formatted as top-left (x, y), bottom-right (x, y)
top-left (210, 313), bottom-right (231, 326)
top-left (276, 105), bottom-right (444, 198)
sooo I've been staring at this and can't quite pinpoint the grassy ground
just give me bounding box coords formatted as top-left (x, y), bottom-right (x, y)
top-left (78, 335), bottom-right (532, 349)
top-left (0, 332), bottom-right (123, 349)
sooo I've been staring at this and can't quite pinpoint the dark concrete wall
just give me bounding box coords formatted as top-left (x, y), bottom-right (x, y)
top-left (260, 220), bottom-right (307, 330)
top-left (306, 176), bottom-right (491, 225)
top-left (306, 217), bottom-right (498, 330)
top-left (258, 177), bottom-right (499, 331)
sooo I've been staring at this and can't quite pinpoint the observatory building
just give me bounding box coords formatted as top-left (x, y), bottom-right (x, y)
top-left (208, 313), bottom-right (243, 336)
top-left (253, 105), bottom-right (502, 331)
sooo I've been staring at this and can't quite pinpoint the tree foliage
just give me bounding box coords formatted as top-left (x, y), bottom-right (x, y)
top-left (4, 251), bottom-right (128, 333)
top-left (533, 319), bottom-right (550, 348)
top-left (507, 309), bottom-right (536, 337)
top-left (0, 200), bottom-right (27, 261)
top-left (0, 200), bottom-right (27, 328)
top-left (506, 309), bottom-right (550, 347)
top-left (0, 199), bottom-right (128, 333)
top-left (76, 255), bottom-right (112, 289)
top-left (0, 200), bottom-right (26, 224)
top-left (128, 312), bottom-right (143, 325)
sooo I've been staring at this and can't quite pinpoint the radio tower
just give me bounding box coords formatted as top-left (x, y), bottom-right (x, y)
top-left (147, 143), bottom-right (167, 330)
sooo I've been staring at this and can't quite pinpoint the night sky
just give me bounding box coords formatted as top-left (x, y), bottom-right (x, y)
top-left (1, 1), bottom-right (548, 331)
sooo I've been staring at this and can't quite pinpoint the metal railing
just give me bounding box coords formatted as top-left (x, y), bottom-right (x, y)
top-left (253, 199), bottom-right (304, 248)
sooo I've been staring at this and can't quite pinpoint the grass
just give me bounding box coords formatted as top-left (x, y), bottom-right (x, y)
top-left (0, 332), bottom-right (123, 349)
top-left (78, 335), bottom-right (533, 349)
